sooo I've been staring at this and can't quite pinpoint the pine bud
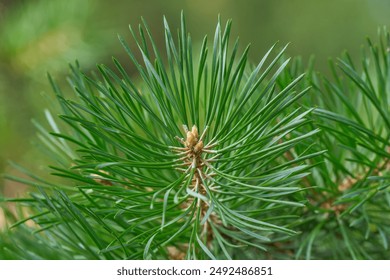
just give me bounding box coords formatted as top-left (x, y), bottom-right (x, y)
top-left (186, 131), bottom-right (197, 147)
top-left (191, 125), bottom-right (199, 139)
top-left (194, 140), bottom-right (204, 153)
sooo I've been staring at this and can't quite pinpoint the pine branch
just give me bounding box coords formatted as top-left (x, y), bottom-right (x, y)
top-left (1, 16), bottom-right (389, 260)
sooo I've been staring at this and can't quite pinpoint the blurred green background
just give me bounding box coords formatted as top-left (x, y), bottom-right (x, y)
top-left (0, 0), bottom-right (389, 202)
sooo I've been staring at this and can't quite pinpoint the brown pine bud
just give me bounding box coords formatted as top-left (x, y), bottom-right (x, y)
top-left (191, 125), bottom-right (199, 139)
top-left (186, 131), bottom-right (197, 147)
top-left (194, 140), bottom-right (204, 153)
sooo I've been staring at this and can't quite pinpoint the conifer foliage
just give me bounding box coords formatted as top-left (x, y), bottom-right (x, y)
top-left (0, 14), bottom-right (389, 259)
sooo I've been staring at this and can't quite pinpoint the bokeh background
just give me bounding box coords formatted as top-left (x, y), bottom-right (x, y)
top-left (0, 0), bottom-right (389, 218)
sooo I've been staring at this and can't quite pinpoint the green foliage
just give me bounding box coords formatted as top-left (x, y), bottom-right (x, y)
top-left (1, 15), bottom-right (389, 260)
top-left (303, 28), bottom-right (390, 259)
top-left (277, 28), bottom-right (390, 259)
